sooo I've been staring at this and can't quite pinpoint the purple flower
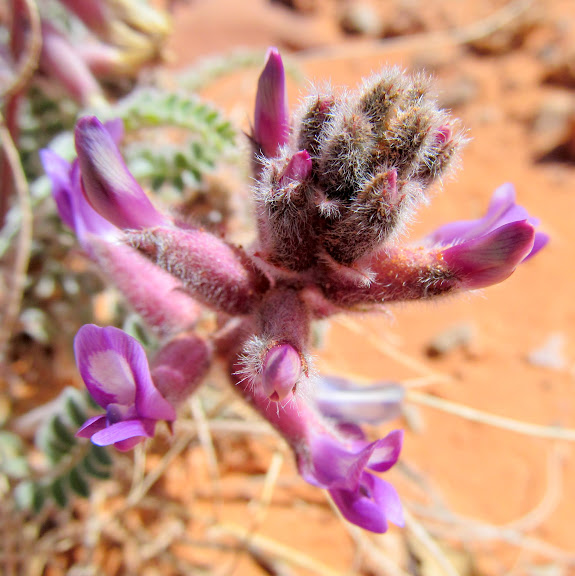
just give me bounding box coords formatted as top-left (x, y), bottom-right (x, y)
top-left (442, 220), bottom-right (537, 290)
top-left (427, 183), bottom-right (549, 260)
top-left (42, 123), bottom-right (203, 336)
top-left (253, 47), bottom-right (290, 159)
top-left (40, 121), bottom-right (123, 248)
top-left (75, 324), bottom-right (176, 451)
top-left (300, 429), bottom-right (405, 533)
top-left (74, 116), bottom-right (168, 230)
top-left (314, 376), bottom-right (404, 426)
top-left (232, 357), bottom-right (404, 533)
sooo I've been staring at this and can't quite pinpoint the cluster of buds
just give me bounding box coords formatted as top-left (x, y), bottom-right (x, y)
top-left (43, 48), bottom-right (548, 533)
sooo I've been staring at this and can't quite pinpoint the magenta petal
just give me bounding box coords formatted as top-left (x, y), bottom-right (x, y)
top-left (329, 473), bottom-right (403, 533)
top-left (90, 418), bottom-right (156, 447)
top-left (76, 415), bottom-right (106, 438)
top-left (103, 118), bottom-right (125, 145)
top-left (254, 47), bottom-right (290, 158)
top-left (428, 183), bottom-right (533, 245)
top-left (75, 116), bottom-right (167, 230)
top-left (74, 324), bottom-right (148, 409)
top-left (371, 477), bottom-right (404, 527)
top-left (307, 434), bottom-right (374, 491)
top-left (525, 231), bottom-right (549, 260)
top-left (135, 374), bottom-right (176, 422)
top-left (442, 220), bottom-right (535, 290)
top-left (40, 149), bottom-right (76, 230)
top-left (69, 160), bottom-right (119, 243)
top-left (367, 429), bottom-right (404, 473)
top-left (279, 150), bottom-right (312, 186)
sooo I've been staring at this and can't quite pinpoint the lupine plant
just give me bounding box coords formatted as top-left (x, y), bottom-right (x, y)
top-left (43, 48), bottom-right (548, 533)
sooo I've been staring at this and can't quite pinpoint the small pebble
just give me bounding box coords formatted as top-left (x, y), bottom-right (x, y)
top-left (527, 332), bottom-right (567, 371)
top-left (426, 322), bottom-right (476, 358)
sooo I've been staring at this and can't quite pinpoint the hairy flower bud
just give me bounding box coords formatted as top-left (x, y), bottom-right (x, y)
top-left (254, 65), bottom-right (466, 271)
top-left (151, 333), bottom-right (211, 406)
top-left (261, 344), bottom-right (302, 402)
top-left (237, 289), bottom-right (311, 401)
top-left (253, 47), bottom-right (289, 160)
top-left (256, 150), bottom-right (317, 271)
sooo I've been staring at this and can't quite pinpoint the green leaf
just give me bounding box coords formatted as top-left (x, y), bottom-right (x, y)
top-left (68, 468), bottom-right (90, 498)
top-left (14, 480), bottom-right (45, 512)
top-left (51, 415), bottom-right (77, 447)
top-left (82, 453), bottom-right (112, 480)
top-left (64, 396), bottom-right (89, 428)
top-left (50, 477), bottom-right (69, 508)
top-left (90, 445), bottom-right (113, 467)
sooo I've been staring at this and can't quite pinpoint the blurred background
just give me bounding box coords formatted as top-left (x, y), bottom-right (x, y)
top-left (1, 0), bottom-right (575, 574)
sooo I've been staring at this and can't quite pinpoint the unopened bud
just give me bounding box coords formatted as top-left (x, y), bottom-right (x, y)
top-left (75, 116), bottom-right (168, 230)
top-left (262, 344), bottom-right (302, 402)
top-left (254, 47), bottom-right (289, 159)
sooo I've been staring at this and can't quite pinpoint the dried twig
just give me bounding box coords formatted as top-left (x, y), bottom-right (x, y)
top-left (403, 508), bottom-right (460, 576)
top-left (406, 389), bottom-right (575, 442)
top-left (0, 112), bottom-right (33, 365)
top-left (1, 0), bottom-right (42, 100)
top-left (190, 395), bottom-right (224, 520)
top-left (210, 523), bottom-right (357, 576)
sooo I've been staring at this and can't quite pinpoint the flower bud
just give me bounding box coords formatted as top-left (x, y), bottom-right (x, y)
top-left (75, 116), bottom-right (168, 230)
top-left (151, 334), bottom-right (211, 407)
top-left (261, 344), bottom-right (302, 402)
top-left (442, 220), bottom-right (535, 290)
top-left (39, 21), bottom-right (105, 107)
top-left (253, 47), bottom-right (290, 159)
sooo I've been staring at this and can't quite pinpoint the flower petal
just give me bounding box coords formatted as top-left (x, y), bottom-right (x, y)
top-left (371, 477), bottom-right (404, 527)
top-left (261, 343), bottom-right (302, 402)
top-left (329, 473), bottom-right (403, 533)
top-left (367, 429), bottom-right (404, 473)
top-left (90, 418), bottom-right (155, 447)
top-left (442, 220), bottom-right (535, 290)
top-left (69, 160), bottom-right (119, 243)
top-left (75, 116), bottom-right (167, 230)
top-left (254, 47), bottom-right (289, 158)
top-left (307, 434), bottom-right (376, 491)
top-left (315, 376), bottom-right (404, 425)
top-left (40, 149), bottom-right (76, 230)
top-left (525, 231), bottom-right (550, 261)
top-left (427, 183), bottom-right (541, 247)
top-left (75, 415), bottom-right (106, 438)
top-left (74, 324), bottom-right (145, 409)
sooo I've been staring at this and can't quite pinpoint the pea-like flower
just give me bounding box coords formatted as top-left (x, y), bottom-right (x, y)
top-left (75, 324), bottom-right (176, 451)
top-left (301, 430), bottom-right (404, 533)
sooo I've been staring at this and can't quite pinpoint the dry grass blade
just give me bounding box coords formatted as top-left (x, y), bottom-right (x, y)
top-left (210, 523), bottom-right (359, 576)
top-left (403, 508), bottom-right (460, 576)
top-left (406, 390), bottom-right (575, 442)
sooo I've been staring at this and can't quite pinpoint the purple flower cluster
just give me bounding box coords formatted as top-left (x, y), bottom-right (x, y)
top-left (43, 49), bottom-right (547, 533)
